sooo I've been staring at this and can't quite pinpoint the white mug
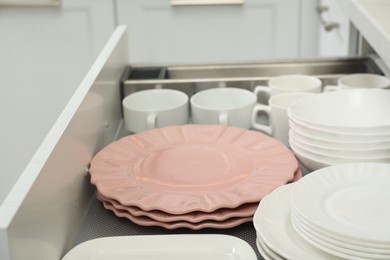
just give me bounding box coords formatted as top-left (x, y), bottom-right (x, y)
top-left (122, 89), bottom-right (189, 133)
top-left (251, 92), bottom-right (314, 146)
top-left (324, 73), bottom-right (390, 91)
top-left (190, 88), bottom-right (256, 129)
top-left (255, 74), bottom-right (322, 103)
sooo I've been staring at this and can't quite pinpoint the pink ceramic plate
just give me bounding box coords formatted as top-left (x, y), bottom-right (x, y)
top-left (90, 125), bottom-right (298, 214)
top-left (97, 191), bottom-right (257, 223)
top-left (100, 199), bottom-right (253, 230)
top-left (96, 168), bottom-right (302, 223)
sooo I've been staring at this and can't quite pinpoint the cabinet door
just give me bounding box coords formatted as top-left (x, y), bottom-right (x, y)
top-left (0, 0), bottom-right (115, 205)
top-left (116, 0), bottom-right (300, 64)
top-left (318, 0), bottom-right (350, 57)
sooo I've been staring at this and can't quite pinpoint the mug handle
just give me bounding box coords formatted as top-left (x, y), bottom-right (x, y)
top-left (251, 104), bottom-right (272, 135)
top-left (323, 85), bottom-right (339, 92)
top-left (146, 113), bottom-right (157, 129)
top-left (219, 112), bottom-right (229, 125)
top-left (254, 86), bottom-right (271, 102)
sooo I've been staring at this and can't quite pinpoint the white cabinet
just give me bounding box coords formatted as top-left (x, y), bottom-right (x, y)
top-left (0, 0), bottom-right (115, 204)
top-left (116, 0), bottom-right (302, 64)
top-left (317, 0), bottom-right (351, 57)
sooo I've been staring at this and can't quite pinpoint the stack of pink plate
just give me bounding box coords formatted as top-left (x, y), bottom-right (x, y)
top-left (90, 124), bottom-right (301, 230)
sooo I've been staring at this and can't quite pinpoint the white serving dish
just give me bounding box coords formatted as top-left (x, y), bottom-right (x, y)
top-left (62, 234), bottom-right (257, 260)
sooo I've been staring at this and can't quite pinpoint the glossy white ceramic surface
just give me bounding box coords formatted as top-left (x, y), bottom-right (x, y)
top-left (290, 116), bottom-right (390, 138)
top-left (291, 131), bottom-right (390, 158)
top-left (289, 140), bottom-right (331, 171)
top-left (324, 73), bottom-right (390, 91)
top-left (291, 215), bottom-right (388, 260)
top-left (62, 235), bottom-right (257, 260)
top-left (292, 210), bottom-right (390, 255)
top-left (255, 74), bottom-right (322, 101)
top-left (290, 126), bottom-right (390, 150)
top-left (253, 184), bottom-right (342, 260)
top-left (291, 163), bottom-right (390, 244)
top-left (252, 92), bottom-right (313, 146)
top-left (288, 89), bottom-right (390, 133)
top-left (190, 88), bottom-right (256, 129)
top-left (123, 88), bottom-right (189, 133)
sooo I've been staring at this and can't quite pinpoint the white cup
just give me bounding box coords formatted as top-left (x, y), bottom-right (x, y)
top-left (255, 74), bottom-right (322, 103)
top-left (324, 73), bottom-right (390, 91)
top-left (122, 89), bottom-right (189, 133)
top-left (190, 88), bottom-right (257, 129)
top-left (251, 92), bottom-right (314, 146)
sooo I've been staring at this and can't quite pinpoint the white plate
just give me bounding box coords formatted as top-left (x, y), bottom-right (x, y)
top-left (292, 213), bottom-right (390, 260)
top-left (253, 184), bottom-right (343, 260)
top-left (291, 163), bottom-right (390, 244)
top-left (291, 206), bottom-right (390, 251)
top-left (256, 237), bottom-right (285, 260)
top-left (256, 239), bottom-right (279, 260)
top-left (62, 234), bottom-right (257, 260)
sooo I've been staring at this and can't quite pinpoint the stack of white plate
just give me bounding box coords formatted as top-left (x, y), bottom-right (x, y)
top-left (288, 89), bottom-right (390, 171)
top-left (253, 163), bottom-right (390, 260)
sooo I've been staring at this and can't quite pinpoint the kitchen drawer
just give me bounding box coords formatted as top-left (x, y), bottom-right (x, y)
top-left (0, 25), bottom-right (388, 260)
top-left (115, 0), bottom-right (302, 64)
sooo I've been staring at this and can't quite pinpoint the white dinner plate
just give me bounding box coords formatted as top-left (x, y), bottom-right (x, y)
top-left (256, 238), bottom-right (273, 260)
top-left (291, 163), bottom-right (390, 244)
top-left (291, 205), bottom-right (390, 252)
top-left (291, 213), bottom-right (390, 260)
top-left (256, 237), bottom-right (285, 260)
top-left (62, 234), bottom-right (257, 260)
top-left (253, 184), bottom-right (343, 260)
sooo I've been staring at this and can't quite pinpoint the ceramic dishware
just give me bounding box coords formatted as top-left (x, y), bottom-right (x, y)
top-left (90, 125), bottom-right (298, 215)
top-left (253, 184), bottom-right (343, 260)
top-left (190, 87), bottom-right (257, 129)
top-left (290, 124), bottom-right (390, 150)
top-left (291, 163), bottom-right (390, 249)
top-left (324, 73), bottom-right (390, 91)
top-left (62, 235), bottom-right (257, 260)
top-left (254, 74), bottom-right (322, 103)
top-left (251, 92), bottom-right (313, 146)
top-left (290, 130), bottom-right (390, 158)
top-left (122, 88), bottom-right (189, 133)
top-left (288, 89), bottom-right (390, 133)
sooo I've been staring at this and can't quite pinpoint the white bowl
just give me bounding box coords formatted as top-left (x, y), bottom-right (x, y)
top-left (290, 126), bottom-right (390, 150)
top-left (290, 137), bottom-right (390, 164)
top-left (289, 119), bottom-right (390, 143)
top-left (289, 140), bottom-right (331, 171)
top-left (290, 115), bottom-right (390, 137)
top-left (290, 130), bottom-right (390, 158)
top-left (288, 89), bottom-right (390, 134)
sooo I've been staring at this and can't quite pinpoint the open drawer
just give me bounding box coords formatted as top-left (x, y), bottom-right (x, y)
top-left (0, 26), bottom-right (388, 260)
